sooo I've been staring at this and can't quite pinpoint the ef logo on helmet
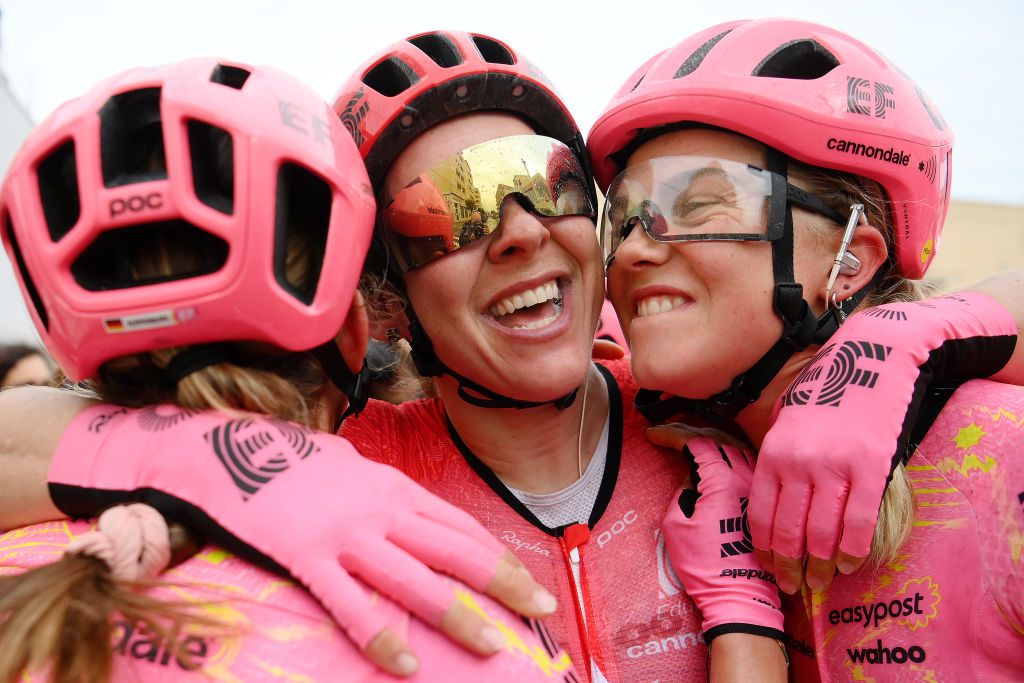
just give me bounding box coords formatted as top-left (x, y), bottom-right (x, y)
top-left (109, 192), bottom-right (163, 218)
top-left (278, 100), bottom-right (330, 146)
top-left (847, 77), bottom-right (896, 119)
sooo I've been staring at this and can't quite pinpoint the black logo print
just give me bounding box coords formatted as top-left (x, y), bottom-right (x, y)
top-left (719, 497), bottom-right (754, 557)
top-left (337, 88), bottom-right (369, 147)
top-left (918, 156), bottom-right (937, 183)
top-left (847, 77), bottom-right (895, 118)
top-left (137, 406), bottom-right (200, 432)
top-left (205, 418), bottom-right (320, 500)
top-left (88, 407), bottom-right (130, 433)
top-left (783, 341), bottom-right (892, 408)
top-left (862, 307), bottom-right (909, 322)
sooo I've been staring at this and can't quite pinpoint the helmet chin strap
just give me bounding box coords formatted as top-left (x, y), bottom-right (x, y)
top-left (635, 149), bottom-right (879, 425)
top-left (405, 307), bottom-right (579, 411)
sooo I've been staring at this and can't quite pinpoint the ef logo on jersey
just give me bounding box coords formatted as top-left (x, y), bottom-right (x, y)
top-left (782, 340), bottom-right (892, 408)
top-left (205, 417), bottom-right (320, 500)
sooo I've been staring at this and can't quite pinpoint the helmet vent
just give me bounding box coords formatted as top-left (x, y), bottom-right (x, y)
top-left (188, 120), bottom-right (235, 215)
top-left (3, 213), bottom-right (49, 330)
top-left (70, 221), bottom-right (228, 292)
top-left (753, 39), bottom-right (840, 79)
top-left (274, 163), bottom-right (331, 305)
top-left (100, 87), bottom-right (168, 188)
top-left (408, 33), bottom-right (464, 68)
top-left (674, 30), bottom-right (732, 78)
top-left (210, 64), bottom-right (251, 90)
top-left (472, 36), bottom-right (515, 65)
top-left (37, 139), bottom-right (81, 242)
top-left (630, 74), bottom-right (646, 92)
top-left (363, 57), bottom-right (420, 97)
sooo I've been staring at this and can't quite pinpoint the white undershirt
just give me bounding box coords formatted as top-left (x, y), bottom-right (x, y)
top-left (507, 413), bottom-right (610, 528)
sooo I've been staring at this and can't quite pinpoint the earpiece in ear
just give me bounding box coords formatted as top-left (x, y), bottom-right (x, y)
top-left (838, 251), bottom-right (861, 276)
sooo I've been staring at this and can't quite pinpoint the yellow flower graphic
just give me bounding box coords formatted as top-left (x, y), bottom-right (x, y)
top-left (896, 577), bottom-right (941, 631)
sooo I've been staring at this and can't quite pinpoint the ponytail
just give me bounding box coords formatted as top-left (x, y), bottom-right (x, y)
top-left (0, 506), bottom-right (224, 683)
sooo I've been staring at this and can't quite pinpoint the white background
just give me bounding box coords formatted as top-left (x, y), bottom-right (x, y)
top-left (1, 0), bottom-right (1021, 343)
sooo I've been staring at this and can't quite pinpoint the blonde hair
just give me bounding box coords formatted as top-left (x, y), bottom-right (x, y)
top-left (791, 161), bottom-right (933, 566)
top-left (0, 141), bottom-right (332, 682)
top-left (0, 525), bottom-right (227, 683)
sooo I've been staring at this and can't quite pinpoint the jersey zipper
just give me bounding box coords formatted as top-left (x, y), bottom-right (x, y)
top-left (561, 523), bottom-right (594, 682)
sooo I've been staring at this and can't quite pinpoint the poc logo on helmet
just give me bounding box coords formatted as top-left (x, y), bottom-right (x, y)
top-left (110, 192), bottom-right (163, 218)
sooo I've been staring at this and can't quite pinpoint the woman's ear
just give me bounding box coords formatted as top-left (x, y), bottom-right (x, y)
top-left (365, 297), bottom-right (411, 344)
top-left (828, 221), bottom-right (888, 307)
top-left (338, 292), bottom-right (370, 374)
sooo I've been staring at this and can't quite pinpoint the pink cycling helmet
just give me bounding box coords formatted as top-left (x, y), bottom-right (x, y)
top-left (588, 18), bottom-right (953, 278)
top-left (1, 57), bottom-right (375, 381)
top-left (333, 30), bottom-right (588, 192)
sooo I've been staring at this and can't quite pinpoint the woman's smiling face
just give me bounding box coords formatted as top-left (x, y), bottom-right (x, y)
top-left (606, 128), bottom-right (835, 397)
top-left (384, 113), bottom-right (604, 403)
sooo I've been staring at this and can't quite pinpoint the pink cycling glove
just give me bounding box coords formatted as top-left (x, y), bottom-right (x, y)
top-left (750, 292), bottom-right (1017, 562)
top-left (663, 435), bottom-right (784, 642)
top-left (48, 404), bottom-right (509, 649)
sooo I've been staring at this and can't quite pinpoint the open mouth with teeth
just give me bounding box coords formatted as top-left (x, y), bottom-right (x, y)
top-left (636, 295), bottom-right (685, 318)
top-left (489, 279), bottom-right (564, 330)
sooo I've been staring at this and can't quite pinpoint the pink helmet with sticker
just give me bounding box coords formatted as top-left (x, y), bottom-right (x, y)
top-left (1, 58), bottom-right (375, 380)
top-left (588, 18), bottom-right (953, 278)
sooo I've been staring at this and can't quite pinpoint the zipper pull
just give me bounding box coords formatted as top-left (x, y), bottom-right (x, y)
top-left (564, 523), bottom-right (590, 566)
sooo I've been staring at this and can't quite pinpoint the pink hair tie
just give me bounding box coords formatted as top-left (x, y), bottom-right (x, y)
top-left (65, 504), bottom-right (171, 581)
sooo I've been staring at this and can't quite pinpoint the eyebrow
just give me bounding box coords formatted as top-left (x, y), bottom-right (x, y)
top-left (649, 164), bottom-right (730, 200)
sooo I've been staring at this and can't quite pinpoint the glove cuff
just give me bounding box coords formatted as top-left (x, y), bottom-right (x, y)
top-left (704, 622), bottom-right (785, 644)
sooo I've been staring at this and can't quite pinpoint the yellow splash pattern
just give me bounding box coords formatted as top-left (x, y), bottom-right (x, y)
top-left (934, 453), bottom-right (998, 478)
top-left (856, 553), bottom-right (911, 604)
top-left (907, 460), bottom-right (969, 530)
top-left (942, 405), bottom-right (1023, 563)
top-left (159, 583), bottom-right (251, 682)
top-left (263, 623), bottom-right (334, 643)
top-left (256, 579), bottom-right (295, 601)
top-left (974, 405), bottom-right (1024, 429)
top-left (0, 521), bottom-right (89, 568)
top-left (912, 518), bottom-right (969, 531)
top-left (197, 548), bottom-right (234, 565)
top-left (952, 423), bottom-right (985, 451)
top-left (456, 588), bottom-right (573, 677)
top-left (250, 659), bottom-right (318, 683)
top-left (848, 663), bottom-right (875, 681)
top-left (896, 577), bottom-right (941, 631)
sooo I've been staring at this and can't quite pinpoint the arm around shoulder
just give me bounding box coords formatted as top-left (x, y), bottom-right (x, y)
top-left (966, 268), bottom-right (1024, 384)
top-left (0, 386), bottom-right (97, 529)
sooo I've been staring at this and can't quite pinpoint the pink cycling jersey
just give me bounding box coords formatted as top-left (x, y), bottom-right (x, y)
top-left (341, 359), bottom-right (704, 682)
top-left (0, 521), bottom-right (573, 682)
top-left (783, 379), bottom-right (1024, 681)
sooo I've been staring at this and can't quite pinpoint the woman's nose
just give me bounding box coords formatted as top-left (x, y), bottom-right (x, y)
top-left (487, 197), bottom-right (550, 263)
top-left (609, 217), bottom-right (670, 271)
